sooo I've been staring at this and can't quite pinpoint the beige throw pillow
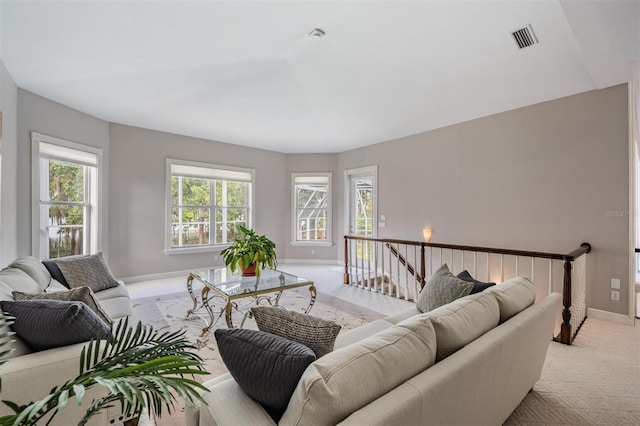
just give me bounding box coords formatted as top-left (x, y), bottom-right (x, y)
top-left (251, 307), bottom-right (341, 357)
top-left (13, 286), bottom-right (112, 325)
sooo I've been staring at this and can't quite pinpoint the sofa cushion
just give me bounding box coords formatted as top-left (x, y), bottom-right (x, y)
top-left (42, 260), bottom-right (70, 288)
top-left (457, 270), bottom-right (496, 294)
top-left (251, 306), bottom-right (341, 357)
top-left (0, 268), bottom-right (41, 298)
top-left (281, 314), bottom-right (436, 426)
top-left (55, 252), bottom-right (120, 292)
top-left (486, 276), bottom-right (536, 323)
top-left (422, 292), bottom-right (500, 361)
top-left (8, 256), bottom-right (51, 291)
top-left (385, 306), bottom-right (421, 325)
top-left (0, 299), bottom-right (109, 351)
top-left (334, 319), bottom-right (394, 350)
top-left (12, 286), bottom-right (112, 325)
top-left (214, 328), bottom-right (316, 421)
top-left (417, 264), bottom-right (473, 313)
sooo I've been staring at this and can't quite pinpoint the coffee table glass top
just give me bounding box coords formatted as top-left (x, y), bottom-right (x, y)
top-left (190, 267), bottom-right (311, 297)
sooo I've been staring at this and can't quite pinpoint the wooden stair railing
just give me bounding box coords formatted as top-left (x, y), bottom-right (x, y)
top-left (344, 235), bottom-right (591, 345)
top-left (384, 242), bottom-right (425, 286)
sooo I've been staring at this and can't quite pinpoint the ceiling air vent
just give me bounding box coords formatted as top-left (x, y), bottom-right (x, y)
top-left (511, 24), bottom-right (538, 49)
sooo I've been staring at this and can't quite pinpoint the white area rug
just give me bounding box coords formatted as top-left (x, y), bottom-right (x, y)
top-left (131, 286), bottom-right (387, 421)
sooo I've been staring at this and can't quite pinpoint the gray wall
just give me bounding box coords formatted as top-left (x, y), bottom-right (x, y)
top-left (16, 90), bottom-right (111, 259)
top-left (108, 124), bottom-right (287, 278)
top-left (338, 84), bottom-right (630, 315)
top-left (0, 60), bottom-right (18, 266)
top-left (283, 154), bottom-right (339, 262)
top-left (4, 81), bottom-right (632, 316)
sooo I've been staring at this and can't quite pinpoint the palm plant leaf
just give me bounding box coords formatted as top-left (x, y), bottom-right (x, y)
top-left (0, 314), bottom-right (16, 392)
top-left (0, 317), bottom-right (209, 426)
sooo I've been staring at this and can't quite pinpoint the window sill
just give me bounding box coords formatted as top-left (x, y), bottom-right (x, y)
top-left (290, 241), bottom-right (334, 247)
top-left (165, 245), bottom-right (230, 256)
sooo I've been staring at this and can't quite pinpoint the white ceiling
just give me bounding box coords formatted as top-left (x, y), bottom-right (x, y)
top-left (1, 1), bottom-right (639, 153)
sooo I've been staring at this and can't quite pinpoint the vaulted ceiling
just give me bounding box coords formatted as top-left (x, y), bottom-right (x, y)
top-left (2, 1), bottom-right (638, 153)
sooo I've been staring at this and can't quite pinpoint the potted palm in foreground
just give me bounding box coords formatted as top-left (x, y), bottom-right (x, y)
top-left (0, 315), bottom-right (208, 426)
top-left (220, 226), bottom-right (277, 276)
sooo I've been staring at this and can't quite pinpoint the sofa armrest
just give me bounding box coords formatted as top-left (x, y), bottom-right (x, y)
top-left (191, 376), bottom-right (275, 426)
top-left (0, 342), bottom-right (125, 425)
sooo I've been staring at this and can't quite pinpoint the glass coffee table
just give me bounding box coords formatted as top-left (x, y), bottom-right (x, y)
top-left (185, 267), bottom-right (316, 335)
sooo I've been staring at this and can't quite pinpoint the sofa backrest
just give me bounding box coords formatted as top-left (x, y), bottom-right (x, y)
top-left (339, 292), bottom-right (562, 426)
top-left (485, 276), bottom-right (536, 323)
top-left (280, 314), bottom-right (437, 426)
top-left (419, 291), bottom-right (500, 361)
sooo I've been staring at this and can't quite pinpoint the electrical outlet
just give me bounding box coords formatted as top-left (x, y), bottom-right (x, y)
top-left (611, 278), bottom-right (620, 289)
top-left (611, 290), bottom-right (620, 301)
top-left (311, 249), bottom-right (315, 255)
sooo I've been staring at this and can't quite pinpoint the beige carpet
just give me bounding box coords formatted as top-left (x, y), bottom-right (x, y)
top-left (506, 317), bottom-right (640, 425)
top-left (134, 290), bottom-right (639, 425)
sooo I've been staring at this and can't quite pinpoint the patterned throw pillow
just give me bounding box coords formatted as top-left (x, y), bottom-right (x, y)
top-left (0, 299), bottom-right (109, 351)
top-left (251, 307), bottom-right (341, 357)
top-left (12, 286), bottom-right (112, 325)
top-left (55, 252), bottom-right (119, 292)
top-left (416, 263), bottom-right (474, 313)
top-left (214, 328), bottom-right (316, 421)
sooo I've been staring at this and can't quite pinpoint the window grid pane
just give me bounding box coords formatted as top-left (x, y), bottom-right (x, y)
top-left (171, 169), bottom-right (250, 248)
top-left (294, 180), bottom-right (329, 242)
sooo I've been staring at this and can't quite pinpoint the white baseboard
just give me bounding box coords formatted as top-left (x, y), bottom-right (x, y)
top-left (280, 259), bottom-right (342, 265)
top-left (587, 308), bottom-right (635, 325)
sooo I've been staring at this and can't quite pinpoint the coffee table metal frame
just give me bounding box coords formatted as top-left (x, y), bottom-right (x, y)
top-left (185, 267), bottom-right (316, 335)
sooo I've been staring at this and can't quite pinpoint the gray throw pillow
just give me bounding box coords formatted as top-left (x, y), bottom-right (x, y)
top-left (0, 299), bottom-right (109, 351)
top-left (214, 328), bottom-right (316, 421)
top-left (12, 286), bottom-right (112, 325)
top-left (55, 252), bottom-right (119, 292)
top-left (417, 263), bottom-right (474, 313)
top-left (251, 307), bottom-right (341, 357)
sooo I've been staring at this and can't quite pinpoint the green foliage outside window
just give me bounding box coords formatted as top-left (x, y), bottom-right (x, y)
top-left (46, 160), bottom-right (87, 258)
top-left (171, 176), bottom-right (249, 247)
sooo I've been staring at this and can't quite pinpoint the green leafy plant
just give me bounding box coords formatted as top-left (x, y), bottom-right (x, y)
top-left (0, 316), bottom-right (209, 426)
top-left (0, 315), bottom-right (16, 392)
top-left (220, 225), bottom-right (277, 276)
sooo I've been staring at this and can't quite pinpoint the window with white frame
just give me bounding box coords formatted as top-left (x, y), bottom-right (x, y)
top-left (292, 173), bottom-right (332, 245)
top-left (32, 132), bottom-right (101, 259)
top-left (167, 159), bottom-right (254, 252)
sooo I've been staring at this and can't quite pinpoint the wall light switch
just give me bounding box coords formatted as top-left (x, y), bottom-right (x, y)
top-left (611, 278), bottom-right (621, 289)
top-left (380, 215), bottom-right (386, 222)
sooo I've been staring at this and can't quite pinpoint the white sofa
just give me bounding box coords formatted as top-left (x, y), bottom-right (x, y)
top-left (0, 255), bottom-right (134, 426)
top-left (187, 276), bottom-right (561, 425)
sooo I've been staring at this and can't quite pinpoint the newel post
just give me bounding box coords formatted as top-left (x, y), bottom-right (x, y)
top-left (344, 237), bottom-right (350, 284)
top-left (420, 244), bottom-right (426, 289)
top-left (560, 259), bottom-right (572, 344)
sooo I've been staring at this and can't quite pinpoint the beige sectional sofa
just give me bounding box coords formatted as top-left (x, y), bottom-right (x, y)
top-left (187, 276), bottom-right (561, 425)
top-left (0, 255), bottom-right (134, 426)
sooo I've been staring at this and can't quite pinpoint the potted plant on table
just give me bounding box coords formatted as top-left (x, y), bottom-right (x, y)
top-left (220, 226), bottom-right (277, 276)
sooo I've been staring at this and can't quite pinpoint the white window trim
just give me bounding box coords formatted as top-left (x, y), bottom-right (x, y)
top-left (165, 158), bottom-right (255, 255)
top-left (344, 165), bottom-right (378, 237)
top-left (291, 172), bottom-right (333, 246)
top-left (31, 132), bottom-right (103, 259)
